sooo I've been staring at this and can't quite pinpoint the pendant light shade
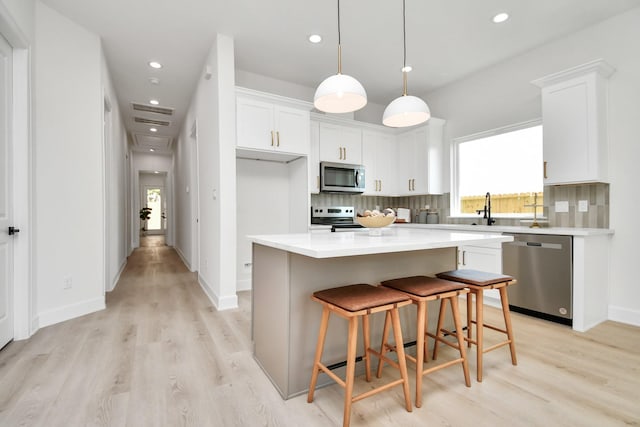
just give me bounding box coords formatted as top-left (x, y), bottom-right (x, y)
top-left (383, 92), bottom-right (430, 127)
top-left (383, 0), bottom-right (430, 128)
top-left (314, 0), bottom-right (367, 113)
top-left (314, 73), bottom-right (367, 113)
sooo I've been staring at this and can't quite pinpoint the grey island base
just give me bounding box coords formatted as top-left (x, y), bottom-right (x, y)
top-left (250, 228), bottom-right (513, 399)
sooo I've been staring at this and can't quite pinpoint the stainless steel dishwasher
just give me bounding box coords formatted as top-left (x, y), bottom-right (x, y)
top-left (502, 233), bottom-right (573, 326)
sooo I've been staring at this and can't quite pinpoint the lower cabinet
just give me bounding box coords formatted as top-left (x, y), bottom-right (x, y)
top-left (458, 242), bottom-right (503, 304)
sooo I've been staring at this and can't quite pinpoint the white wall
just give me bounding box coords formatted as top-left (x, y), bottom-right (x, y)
top-left (34, 2), bottom-right (105, 327)
top-left (102, 56), bottom-right (129, 292)
top-left (0, 0), bottom-right (34, 41)
top-left (176, 34), bottom-right (237, 310)
top-left (173, 118), bottom-right (195, 270)
top-left (426, 7), bottom-right (640, 326)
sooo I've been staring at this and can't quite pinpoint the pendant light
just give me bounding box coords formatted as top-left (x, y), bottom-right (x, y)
top-left (383, 0), bottom-right (430, 127)
top-left (314, 0), bottom-right (367, 113)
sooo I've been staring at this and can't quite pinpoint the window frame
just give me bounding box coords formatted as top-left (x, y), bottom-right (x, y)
top-left (450, 119), bottom-right (542, 218)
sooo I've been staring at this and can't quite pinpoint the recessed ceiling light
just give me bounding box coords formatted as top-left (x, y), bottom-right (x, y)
top-left (149, 61), bottom-right (162, 69)
top-left (149, 99), bottom-right (159, 105)
top-left (150, 127), bottom-right (157, 132)
top-left (401, 65), bottom-right (412, 73)
top-left (492, 12), bottom-right (509, 23)
top-left (308, 34), bottom-right (322, 43)
top-left (154, 171), bottom-right (159, 174)
top-left (149, 77), bottom-right (160, 85)
top-left (149, 148), bottom-right (155, 152)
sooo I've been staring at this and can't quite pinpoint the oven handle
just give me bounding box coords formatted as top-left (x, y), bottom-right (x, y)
top-left (355, 170), bottom-right (361, 186)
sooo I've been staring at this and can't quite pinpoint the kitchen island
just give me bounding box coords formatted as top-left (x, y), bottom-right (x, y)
top-left (249, 227), bottom-right (512, 399)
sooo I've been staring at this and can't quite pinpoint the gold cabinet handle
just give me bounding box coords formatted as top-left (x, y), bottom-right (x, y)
top-left (379, 180), bottom-right (382, 192)
top-left (270, 131), bottom-right (274, 146)
top-left (412, 179), bottom-right (415, 191)
top-left (338, 147), bottom-right (342, 160)
top-left (408, 179), bottom-right (411, 191)
top-left (543, 161), bottom-right (548, 179)
top-left (276, 131), bottom-right (280, 147)
top-left (317, 176), bottom-right (320, 190)
top-left (343, 147), bottom-right (347, 160)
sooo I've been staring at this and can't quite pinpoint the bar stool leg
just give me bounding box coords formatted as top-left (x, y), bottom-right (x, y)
top-left (414, 301), bottom-right (427, 408)
top-left (343, 317), bottom-right (359, 427)
top-left (499, 287), bottom-right (518, 365)
top-left (432, 298), bottom-right (448, 361)
top-left (390, 308), bottom-right (412, 412)
top-left (451, 295), bottom-right (471, 387)
top-left (375, 311), bottom-right (392, 378)
top-left (362, 314), bottom-right (372, 381)
top-left (467, 292), bottom-right (473, 348)
top-left (308, 307), bottom-right (330, 403)
top-left (475, 290), bottom-right (484, 382)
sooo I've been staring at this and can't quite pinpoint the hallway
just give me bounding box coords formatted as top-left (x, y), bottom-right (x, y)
top-left (0, 238), bottom-right (325, 426)
top-left (0, 238), bottom-right (639, 426)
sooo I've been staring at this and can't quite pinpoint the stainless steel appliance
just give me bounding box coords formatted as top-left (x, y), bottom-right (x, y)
top-left (320, 162), bottom-right (365, 193)
top-left (311, 206), bottom-right (363, 231)
top-left (502, 233), bottom-right (573, 326)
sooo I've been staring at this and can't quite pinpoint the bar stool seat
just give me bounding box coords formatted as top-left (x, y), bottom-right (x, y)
top-left (307, 284), bottom-right (413, 427)
top-left (436, 269), bottom-right (517, 382)
top-left (377, 276), bottom-right (470, 408)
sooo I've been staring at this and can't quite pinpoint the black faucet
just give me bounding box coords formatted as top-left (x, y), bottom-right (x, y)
top-left (476, 192), bottom-right (496, 226)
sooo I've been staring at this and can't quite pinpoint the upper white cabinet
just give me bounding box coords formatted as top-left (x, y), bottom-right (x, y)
top-left (532, 60), bottom-right (614, 185)
top-left (396, 118), bottom-right (445, 195)
top-left (362, 130), bottom-right (396, 195)
top-left (236, 89), bottom-right (311, 156)
top-left (318, 122), bottom-right (362, 165)
top-left (309, 121), bottom-right (320, 194)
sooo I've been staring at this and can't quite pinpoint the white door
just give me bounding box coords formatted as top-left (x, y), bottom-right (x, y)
top-left (0, 34), bottom-right (14, 349)
top-left (143, 186), bottom-right (165, 235)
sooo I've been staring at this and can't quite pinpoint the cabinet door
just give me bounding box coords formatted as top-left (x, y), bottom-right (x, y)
top-left (458, 245), bottom-right (502, 273)
top-left (362, 130), bottom-right (378, 194)
top-left (542, 82), bottom-right (590, 184)
top-left (396, 131), bottom-right (415, 195)
top-left (319, 123), bottom-right (362, 164)
top-left (274, 105), bottom-right (310, 155)
top-left (236, 97), bottom-right (274, 150)
top-left (411, 128), bottom-right (429, 194)
top-left (309, 121), bottom-right (320, 194)
top-left (375, 134), bottom-right (397, 195)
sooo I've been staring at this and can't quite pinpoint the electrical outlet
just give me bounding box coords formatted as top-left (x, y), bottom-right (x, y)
top-left (555, 201), bottom-right (569, 213)
top-left (63, 275), bottom-right (72, 289)
top-left (578, 200), bottom-right (589, 212)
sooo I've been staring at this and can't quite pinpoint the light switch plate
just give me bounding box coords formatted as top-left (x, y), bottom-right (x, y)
top-left (578, 200), bottom-right (589, 212)
top-left (555, 201), bottom-right (569, 213)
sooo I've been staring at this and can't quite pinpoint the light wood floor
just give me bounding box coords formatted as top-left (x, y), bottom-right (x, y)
top-left (1, 236), bottom-right (638, 426)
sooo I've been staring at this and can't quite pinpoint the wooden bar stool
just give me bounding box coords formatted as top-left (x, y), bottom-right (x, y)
top-left (307, 284), bottom-right (413, 427)
top-left (377, 276), bottom-right (471, 408)
top-left (436, 269), bottom-right (517, 382)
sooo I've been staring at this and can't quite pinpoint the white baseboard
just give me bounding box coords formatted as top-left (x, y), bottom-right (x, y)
top-left (198, 273), bottom-right (238, 311)
top-left (236, 278), bottom-right (252, 292)
top-left (107, 258), bottom-right (127, 292)
top-left (608, 305), bottom-right (640, 327)
top-left (37, 297), bottom-right (106, 328)
top-left (175, 246), bottom-right (194, 272)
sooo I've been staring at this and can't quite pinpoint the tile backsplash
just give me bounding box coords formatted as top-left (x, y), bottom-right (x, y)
top-left (311, 182), bottom-right (609, 228)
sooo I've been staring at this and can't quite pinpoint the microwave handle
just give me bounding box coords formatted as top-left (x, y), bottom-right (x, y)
top-left (355, 170), bottom-right (361, 186)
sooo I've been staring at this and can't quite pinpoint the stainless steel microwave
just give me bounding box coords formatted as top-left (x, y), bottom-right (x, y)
top-left (320, 162), bottom-right (365, 193)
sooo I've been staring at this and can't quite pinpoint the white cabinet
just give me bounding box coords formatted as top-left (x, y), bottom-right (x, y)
top-left (309, 121), bottom-right (320, 194)
top-left (318, 122), bottom-right (362, 164)
top-left (362, 130), bottom-right (397, 195)
top-left (236, 93), bottom-right (310, 156)
top-left (532, 60), bottom-right (614, 185)
top-left (458, 241), bottom-right (503, 305)
top-left (396, 118), bottom-right (445, 195)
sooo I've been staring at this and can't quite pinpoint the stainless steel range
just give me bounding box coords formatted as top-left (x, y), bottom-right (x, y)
top-left (311, 206), bottom-right (363, 231)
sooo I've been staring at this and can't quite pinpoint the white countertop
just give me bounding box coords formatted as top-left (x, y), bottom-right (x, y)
top-left (396, 223), bottom-right (614, 236)
top-left (250, 228), bottom-right (513, 258)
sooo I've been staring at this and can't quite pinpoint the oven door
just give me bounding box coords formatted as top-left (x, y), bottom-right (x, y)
top-left (320, 162), bottom-right (365, 193)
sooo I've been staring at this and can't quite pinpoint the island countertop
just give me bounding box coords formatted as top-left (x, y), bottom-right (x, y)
top-left (249, 228), bottom-right (513, 258)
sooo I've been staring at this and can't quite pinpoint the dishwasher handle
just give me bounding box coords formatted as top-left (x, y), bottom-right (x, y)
top-left (527, 242), bottom-right (542, 247)
top-left (505, 241), bottom-right (563, 250)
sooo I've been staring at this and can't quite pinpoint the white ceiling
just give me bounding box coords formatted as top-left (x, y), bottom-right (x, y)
top-left (40, 0), bottom-right (640, 154)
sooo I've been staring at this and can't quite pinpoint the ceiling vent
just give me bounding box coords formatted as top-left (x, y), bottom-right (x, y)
top-left (134, 117), bottom-right (171, 126)
top-left (132, 103), bottom-right (174, 116)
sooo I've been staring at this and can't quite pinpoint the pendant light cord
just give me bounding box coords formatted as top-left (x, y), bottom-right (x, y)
top-left (402, 0), bottom-right (408, 96)
top-left (402, 0), bottom-right (406, 70)
top-left (337, 0), bottom-right (342, 74)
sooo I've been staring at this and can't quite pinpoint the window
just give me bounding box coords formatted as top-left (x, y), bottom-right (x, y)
top-left (453, 121), bottom-right (543, 217)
